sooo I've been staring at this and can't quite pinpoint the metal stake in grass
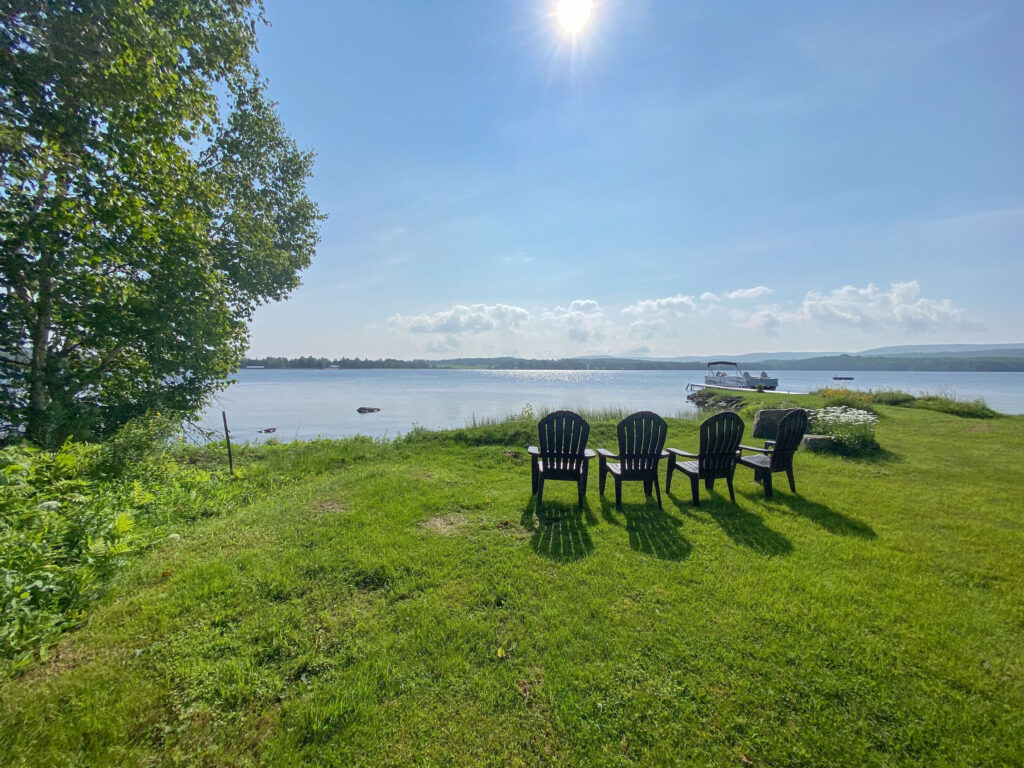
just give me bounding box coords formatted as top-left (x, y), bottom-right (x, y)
top-left (222, 411), bottom-right (234, 476)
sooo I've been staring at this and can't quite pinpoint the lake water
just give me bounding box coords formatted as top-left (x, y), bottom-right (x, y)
top-left (198, 369), bottom-right (1024, 442)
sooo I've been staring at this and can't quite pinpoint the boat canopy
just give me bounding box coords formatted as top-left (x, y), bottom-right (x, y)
top-left (707, 361), bottom-right (740, 368)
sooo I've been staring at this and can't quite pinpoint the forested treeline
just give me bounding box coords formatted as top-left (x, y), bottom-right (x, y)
top-left (239, 355), bottom-right (1024, 372)
top-left (241, 357), bottom-right (425, 369)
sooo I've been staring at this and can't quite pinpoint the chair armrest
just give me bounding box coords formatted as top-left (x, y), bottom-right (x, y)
top-left (596, 448), bottom-right (618, 459)
top-left (667, 448), bottom-right (698, 458)
top-left (764, 440), bottom-right (776, 449)
top-left (527, 446), bottom-right (540, 456)
top-left (583, 448), bottom-right (596, 458)
top-left (738, 444), bottom-right (772, 454)
top-left (660, 450), bottom-right (670, 458)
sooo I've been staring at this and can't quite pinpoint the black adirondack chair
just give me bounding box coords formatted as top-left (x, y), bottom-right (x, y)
top-left (598, 411), bottom-right (669, 510)
top-left (665, 411), bottom-right (745, 506)
top-left (737, 408), bottom-right (808, 499)
top-left (527, 410), bottom-right (594, 510)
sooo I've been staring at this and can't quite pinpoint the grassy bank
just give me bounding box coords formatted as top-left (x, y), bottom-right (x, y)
top-left (1, 395), bottom-right (1023, 766)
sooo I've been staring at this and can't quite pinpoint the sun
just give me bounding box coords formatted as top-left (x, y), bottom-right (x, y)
top-left (555, 0), bottom-right (593, 36)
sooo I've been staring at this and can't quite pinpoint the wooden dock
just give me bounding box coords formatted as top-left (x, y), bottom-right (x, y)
top-left (687, 383), bottom-right (807, 396)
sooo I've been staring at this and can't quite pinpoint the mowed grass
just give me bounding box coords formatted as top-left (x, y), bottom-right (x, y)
top-left (1, 399), bottom-right (1023, 766)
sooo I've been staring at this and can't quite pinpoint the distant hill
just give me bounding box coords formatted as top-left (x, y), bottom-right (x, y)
top-left (858, 343), bottom-right (1024, 358)
top-left (737, 354), bottom-right (1024, 372)
top-left (577, 351), bottom-right (840, 363)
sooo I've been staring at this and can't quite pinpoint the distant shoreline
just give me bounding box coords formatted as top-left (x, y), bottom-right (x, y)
top-left (239, 354), bottom-right (1024, 373)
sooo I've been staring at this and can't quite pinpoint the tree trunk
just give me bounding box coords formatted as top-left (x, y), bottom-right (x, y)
top-left (25, 262), bottom-right (54, 446)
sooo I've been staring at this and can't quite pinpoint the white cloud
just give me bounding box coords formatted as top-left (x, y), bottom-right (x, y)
top-left (381, 281), bottom-right (977, 357)
top-left (701, 286), bottom-right (774, 302)
top-left (726, 286), bottom-right (774, 300)
top-left (625, 287), bottom-right (773, 317)
top-left (627, 318), bottom-right (670, 340)
top-left (390, 299), bottom-right (610, 348)
top-left (388, 303), bottom-right (531, 334)
top-left (621, 294), bottom-right (697, 316)
top-left (735, 281), bottom-right (977, 335)
top-left (542, 299), bottom-right (607, 344)
top-left (737, 306), bottom-right (783, 336)
top-left (424, 335), bottom-right (462, 353)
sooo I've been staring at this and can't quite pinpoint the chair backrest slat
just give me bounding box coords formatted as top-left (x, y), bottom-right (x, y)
top-left (769, 409), bottom-right (808, 471)
top-left (538, 410), bottom-right (591, 472)
top-left (698, 411), bottom-right (744, 479)
top-left (617, 411), bottom-right (668, 474)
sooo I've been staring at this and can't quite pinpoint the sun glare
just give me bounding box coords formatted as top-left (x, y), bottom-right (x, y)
top-left (555, 0), bottom-right (593, 36)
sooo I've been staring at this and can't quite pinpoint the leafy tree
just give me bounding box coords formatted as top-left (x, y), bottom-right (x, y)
top-left (0, 0), bottom-right (323, 446)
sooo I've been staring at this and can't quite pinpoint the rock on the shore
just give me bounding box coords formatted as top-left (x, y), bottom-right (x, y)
top-left (686, 390), bottom-right (745, 411)
top-left (801, 435), bottom-right (835, 452)
top-left (752, 408), bottom-right (807, 440)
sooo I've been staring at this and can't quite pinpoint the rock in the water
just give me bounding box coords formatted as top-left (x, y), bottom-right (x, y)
top-left (356, 407), bottom-right (380, 414)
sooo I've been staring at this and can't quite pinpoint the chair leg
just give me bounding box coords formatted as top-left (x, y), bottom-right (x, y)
top-left (599, 460), bottom-right (607, 495)
top-left (786, 468), bottom-right (796, 493)
top-left (666, 456), bottom-right (675, 493)
top-left (763, 473), bottom-right (773, 499)
top-left (578, 473), bottom-right (587, 508)
top-left (690, 475), bottom-right (700, 507)
top-left (726, 473), bottom-right (736, 504)
top-left (654, 477), bottom-right (663, 510)
top-left (614, 479), bottom-right (622, 510)
top-left (706, 477), bottom-right (715, 492)
top-left (531, 457), bottom-right (538, 495)
top-left (643, 478), bottom-right (652, 497)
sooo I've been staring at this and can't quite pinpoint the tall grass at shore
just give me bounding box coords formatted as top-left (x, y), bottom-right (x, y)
top-left (464, 404), bottom-right (701, 429)
top-left (817, 387), bottom-right (997, 419)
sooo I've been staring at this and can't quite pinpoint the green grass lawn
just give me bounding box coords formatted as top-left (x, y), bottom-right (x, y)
top-left (1, 398), bottom-right (1023, 766)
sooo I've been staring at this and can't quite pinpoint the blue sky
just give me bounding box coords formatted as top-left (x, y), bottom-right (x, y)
top-left (247, 0), bottom-right (1023, 358)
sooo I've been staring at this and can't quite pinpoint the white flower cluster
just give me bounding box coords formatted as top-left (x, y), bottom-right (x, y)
top-left (809, 406), bottom-right (878, 427)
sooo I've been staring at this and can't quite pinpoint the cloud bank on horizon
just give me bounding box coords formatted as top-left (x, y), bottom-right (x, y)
top-left (380, 281), bottom-right (980, 358)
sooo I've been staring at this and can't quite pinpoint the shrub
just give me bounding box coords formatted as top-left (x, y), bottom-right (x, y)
top-left (808, 406), bottom-right (879, 455)
top-left (912, 395), bottom-right (997, 419)
top-left (0, 443), bottom-right (134, 670)
top-left (862, 389), bottom-right (998, 418)
top-left (819, 388), bottom-right (877, 414)
top-left (870, 389), bottom-right (917, 406)
top-left (94, 412), bottom-right (179, 479)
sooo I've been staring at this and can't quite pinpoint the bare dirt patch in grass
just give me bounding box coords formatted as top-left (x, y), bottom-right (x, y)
top-left (420, 513), bottom-right (468, 535)
top-left (965, 424), bottom-right (999, 434)
top-left (497, 519), bottom-right (532, 540)
top-left (312, 499), bottom-right (347, 513)
top-left (23, 642), bottom-right (125, 684)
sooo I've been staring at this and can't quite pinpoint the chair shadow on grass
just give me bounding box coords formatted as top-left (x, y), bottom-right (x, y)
top-left (740, 490), bottom-right (877, 539)
top-left (668, 490), bottom-right (793, 557)
top-left (524, 498), bottom-right (596, 562)
top-left (600, 496), bottom-right (691, 561)
top-left (828, 447), bottom-right (904, 465)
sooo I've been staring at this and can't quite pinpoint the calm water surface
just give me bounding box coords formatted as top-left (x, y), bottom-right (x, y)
top-left (199, 369), bottom-right (1024, 442)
